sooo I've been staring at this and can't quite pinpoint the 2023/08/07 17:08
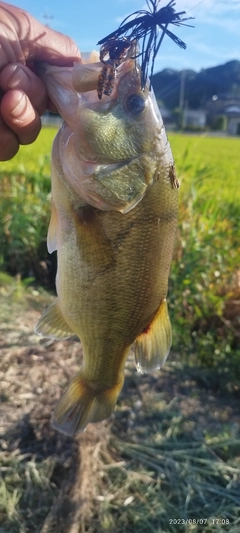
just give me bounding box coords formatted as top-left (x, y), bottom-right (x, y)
top-left (169, 518), bottom-right (230, 525)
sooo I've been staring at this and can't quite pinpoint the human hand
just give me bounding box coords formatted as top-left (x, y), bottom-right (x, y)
top-left (0, 1), bottom-right (81, 160)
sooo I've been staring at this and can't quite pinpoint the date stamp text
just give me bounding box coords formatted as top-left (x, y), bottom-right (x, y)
top-left (169, 518), bottom-right (230, 526)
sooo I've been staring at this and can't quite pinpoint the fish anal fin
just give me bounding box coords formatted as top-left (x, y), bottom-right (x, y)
top-left (35, 299), bottom-right (74, 340)
top-left (52, 372), bottom-right (123, 436)
top-left (134, 299), bottom-right (172, 374)
top-left (47, 201), bottom-right (58, 254)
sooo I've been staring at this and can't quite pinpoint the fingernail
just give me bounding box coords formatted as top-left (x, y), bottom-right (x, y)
top-left (11, 93), bottom-right (29, 119)
top-left (7, 66), bottom-right (30, 91)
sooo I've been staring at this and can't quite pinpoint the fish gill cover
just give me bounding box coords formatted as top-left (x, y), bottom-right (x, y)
top-left (97, 0), bottom-right (194, 91)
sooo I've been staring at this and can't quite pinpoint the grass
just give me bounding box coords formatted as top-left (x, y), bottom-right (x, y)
top-left (168, 133), bottom-right (240, 372)
top-left (0, 128), bottom-right (56, 278)
top-left (0, 127), bottom-right (56, 176)
top-left (0, 130), bottom-right (240, 532)
top-left (107, 437), bottom-right (240, 533)
top-left (0, 452), bottom-right (57, 533)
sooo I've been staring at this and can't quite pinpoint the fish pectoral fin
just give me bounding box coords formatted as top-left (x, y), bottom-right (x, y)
top-left (73, 205), bottom-right (114, 272)
top-left (47, 200), bottom-right (58, 253)
top-left (35, 299), bottom-right (74, 340)
top-left (134, 299), bottom-right (172, 374)
top-left (52, 372), bottom-right (123, 436)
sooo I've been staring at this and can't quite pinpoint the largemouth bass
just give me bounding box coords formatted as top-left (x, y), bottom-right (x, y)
top-left (36, 54), bottom-right (178, 436)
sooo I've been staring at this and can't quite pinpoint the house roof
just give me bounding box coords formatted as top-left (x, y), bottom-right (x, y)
top-left (223, 105), bottom-right (240, 114)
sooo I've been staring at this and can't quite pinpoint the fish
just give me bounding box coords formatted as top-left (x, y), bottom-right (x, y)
top-left (35, 52), bottom-right (179, 436)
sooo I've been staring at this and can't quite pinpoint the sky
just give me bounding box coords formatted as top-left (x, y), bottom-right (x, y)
top-left (9, 0), bottom-right (240, 73)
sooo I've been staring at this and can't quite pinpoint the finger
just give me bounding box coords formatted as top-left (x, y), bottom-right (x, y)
top-left (0, 5), bottom-right (26, 69)
top-left (0, 63), bottom-right (47, 115)
top-left (28, 24), bottom-right (81, 66)
top-left (1, 89), bottom-right (41, 145)
top-left (47, 99), bottom-right (59, 113)
top-left (0, 3), bottom-right (81, 68)
top-left (0, 116), bottom-right (19, 161)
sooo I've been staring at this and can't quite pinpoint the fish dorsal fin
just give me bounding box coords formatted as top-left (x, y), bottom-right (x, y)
top-left (35, 299), bottom-right (74, 340)
top-left (134, 299), bottom-right (172, 374)
top-left (47, 201), bottom-right (58, 254)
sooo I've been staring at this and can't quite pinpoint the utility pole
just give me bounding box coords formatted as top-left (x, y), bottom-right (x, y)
top-left (179, 70), bottom-right (186, 110)
top-left (179, 70), bottom-right (186, 130)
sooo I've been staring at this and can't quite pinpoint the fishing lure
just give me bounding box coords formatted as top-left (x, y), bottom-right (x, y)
top-left (97, 0), bottom-right (193, 90)
top-left (97, 38), bottom-right (138, 99)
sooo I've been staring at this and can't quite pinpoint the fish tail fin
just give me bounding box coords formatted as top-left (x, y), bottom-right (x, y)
top-left (52, 372), bottom-right (123, 436)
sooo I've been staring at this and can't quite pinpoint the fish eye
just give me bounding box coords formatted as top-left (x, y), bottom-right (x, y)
top-left (125, 93), bottom-right (145, 117)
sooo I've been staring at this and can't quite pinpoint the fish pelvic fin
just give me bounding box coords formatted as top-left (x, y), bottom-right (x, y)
top-left (134, 299), bottom-right (172, 374)
top-left (52, 373), bottom-right (124, 436)
top-left (35, 299), bottom-right (74, 340)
